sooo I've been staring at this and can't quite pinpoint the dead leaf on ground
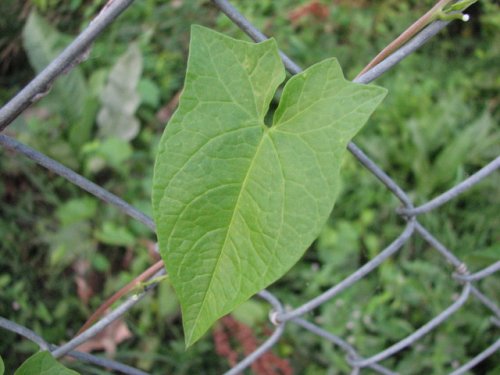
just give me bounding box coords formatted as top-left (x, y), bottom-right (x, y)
top-left (73, 259), bottom-right (94, 305)
top-left (74, 317), bottom-right (133, 357)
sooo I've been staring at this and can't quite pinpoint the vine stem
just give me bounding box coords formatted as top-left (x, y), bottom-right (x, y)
top-left (356, 0), bottom-right (452, 78)
top-left (77, 260), bottom-right (165, 334)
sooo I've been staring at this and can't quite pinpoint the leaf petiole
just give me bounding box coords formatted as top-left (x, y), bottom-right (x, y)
top-left (135, 274), bottom-right (170, 292)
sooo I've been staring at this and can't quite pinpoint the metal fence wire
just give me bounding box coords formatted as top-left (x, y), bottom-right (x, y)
top-left (0, 0), bottom-right (499, 374)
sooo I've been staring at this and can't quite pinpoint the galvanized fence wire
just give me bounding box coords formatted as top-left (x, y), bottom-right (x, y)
top-left (0, 0), bottom-right (498, 374)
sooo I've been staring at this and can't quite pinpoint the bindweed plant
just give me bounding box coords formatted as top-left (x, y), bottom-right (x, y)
top-left (152, 26), bottom-right (386, 346)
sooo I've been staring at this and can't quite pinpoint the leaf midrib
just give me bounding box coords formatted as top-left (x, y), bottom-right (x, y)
top-left (188, 124), bottom-right (269, 343)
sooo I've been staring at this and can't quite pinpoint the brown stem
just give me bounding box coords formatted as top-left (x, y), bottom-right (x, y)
top-left (356, 0), bottom-right (451, 79)
top-left (77, 259), bottom-right (165, 334)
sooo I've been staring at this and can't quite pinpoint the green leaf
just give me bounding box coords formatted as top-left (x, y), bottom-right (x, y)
top-left (22, 10), bottom-right (88, 126)
top-left (68, 96), bottom-right (99, 148)
top-left (56, 198), bottom-right (98, 226)
top-left (138, 78), bottom-right (161, 107)
top-left (14, 351), bottom-right (79, 375)
top-left (95, 221), bottom-right (135, 247)
top-left (444, 0), bottom-right (478, 12)
top-left (0, 354), bottom-right (4, 375)
top-left (152, 25), bottom-right (387, 346)
top-left (82, 137), bottom-right (133, 174)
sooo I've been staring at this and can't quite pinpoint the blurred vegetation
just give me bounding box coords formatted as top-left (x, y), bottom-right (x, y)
top-left (0, 0), bottom-right (499, 374)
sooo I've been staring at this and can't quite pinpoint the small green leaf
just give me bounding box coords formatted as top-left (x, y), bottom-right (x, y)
top-left (22, 10), bottom-right (88, 125)
top-left (444, 0), bottom-right (477, 12)
top-left (152, 25), bottom-right (387, 346)
top-left (138, 78), bottom-right (161, 107)
top-left (56, 198), bottom-right (98, 226)
top-left (0, 354), bottom-right (4, 375)
top-left (95, 221), bottom-right (135, 247)
top-left (14, 351), bottom-right (79, 375)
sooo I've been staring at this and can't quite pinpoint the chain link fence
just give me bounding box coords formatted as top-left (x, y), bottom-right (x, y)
top-left (1, 0), bottom-right (499, 374)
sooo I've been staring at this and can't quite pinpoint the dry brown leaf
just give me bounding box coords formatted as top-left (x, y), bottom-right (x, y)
top-left (74, 317), bottom-right (133, 356)
top-left (73, 259), bottom-right (94, 305)
top-left (74, 275), bottom-right (93, 305)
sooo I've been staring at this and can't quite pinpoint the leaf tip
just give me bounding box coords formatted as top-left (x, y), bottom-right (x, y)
top-left (183, 325), bottom-right (202, 349)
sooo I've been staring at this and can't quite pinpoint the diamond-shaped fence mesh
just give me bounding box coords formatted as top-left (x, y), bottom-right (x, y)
top-left (0, 1), bottom-right (498, 374)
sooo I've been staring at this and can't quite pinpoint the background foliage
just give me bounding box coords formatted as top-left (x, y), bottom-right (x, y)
top-left (0, 0), bottom-right (498, 374)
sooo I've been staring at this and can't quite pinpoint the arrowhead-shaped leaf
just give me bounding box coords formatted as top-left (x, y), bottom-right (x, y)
top-left (152, 25), bottom-right (387, 346)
